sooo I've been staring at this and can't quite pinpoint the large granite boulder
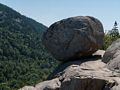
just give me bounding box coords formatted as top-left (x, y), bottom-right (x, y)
top-left (102, 39), bottom-right (120, 71)
top-left (42, 16), bottom-right (104, 60)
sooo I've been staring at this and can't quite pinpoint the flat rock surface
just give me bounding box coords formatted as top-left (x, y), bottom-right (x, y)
top-left (20, 59), bottom-right (120, 90)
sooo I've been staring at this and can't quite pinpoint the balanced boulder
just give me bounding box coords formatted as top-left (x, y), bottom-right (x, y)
top-left (42, 16), bottom-right (104, 60)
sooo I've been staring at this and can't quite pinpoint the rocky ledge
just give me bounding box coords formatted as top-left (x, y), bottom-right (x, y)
top-left (19, 50), bottom-right (120, 90)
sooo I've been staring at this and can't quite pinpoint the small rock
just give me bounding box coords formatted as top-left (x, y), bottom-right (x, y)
top-left (19, 86), bottom-right (36, 90)
top-left (35, 78), bottom-right (61, 90)
top-left (93, 50), bottom-right (105, 58)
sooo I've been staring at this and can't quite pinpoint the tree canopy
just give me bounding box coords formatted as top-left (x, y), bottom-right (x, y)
top-left (103, 21), bottom-right (120, 49)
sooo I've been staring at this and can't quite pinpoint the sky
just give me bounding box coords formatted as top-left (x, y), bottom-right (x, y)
top-left (0, 0), bottom-right (120, 31)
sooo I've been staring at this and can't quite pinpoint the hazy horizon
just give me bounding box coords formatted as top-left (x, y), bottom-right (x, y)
top-left (0, 0), bottom-right (120, 31)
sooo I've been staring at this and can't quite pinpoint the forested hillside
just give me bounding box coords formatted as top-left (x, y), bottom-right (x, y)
top-left (0, 3), bottom-right (59, 90)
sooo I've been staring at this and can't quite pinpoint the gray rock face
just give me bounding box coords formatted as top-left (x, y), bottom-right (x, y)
top-left (20, 57), bottom-right (120, 90)
top-left (102, 39), bottom-right (120, 71)
top-left (111, 85), bottom-right (120, 90)
top-left (48, 59), bottom-right (119, 90)
top-left (42, 16), bottom-right (104, 60)
top-left (48, 50), bottom-right (105, 80)
top-left (35, 78), bottom-right (61, 90)
top-left (19, 86), bottom-right (36, 90)
top-left (19, 78), bottom-right (61, 90)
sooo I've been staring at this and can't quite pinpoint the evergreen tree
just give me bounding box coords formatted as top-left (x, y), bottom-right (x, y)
top-left (108, 21), bottom-right (119, 41)
top-left (103, 21), bottom-right (120, 50)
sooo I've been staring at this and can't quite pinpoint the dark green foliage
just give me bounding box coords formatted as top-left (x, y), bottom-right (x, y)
top-left (0, 3), bottom-right (59, 90)
top-left (103, 21), bottom-right (120, 50)
top-left (108, 21), bottom-right (119, 41)
top-left (103, 33), bottom-right (113, 50)
top-left (0, 59), bottom-right (59, 90)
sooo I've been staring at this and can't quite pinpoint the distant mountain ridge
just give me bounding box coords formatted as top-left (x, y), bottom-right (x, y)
top-left (0, 3), bottom-right (59, 90)
top-left (0, 3), bottom-right (47, 33)
top-left (0, 3), bottom-right (48, 60)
